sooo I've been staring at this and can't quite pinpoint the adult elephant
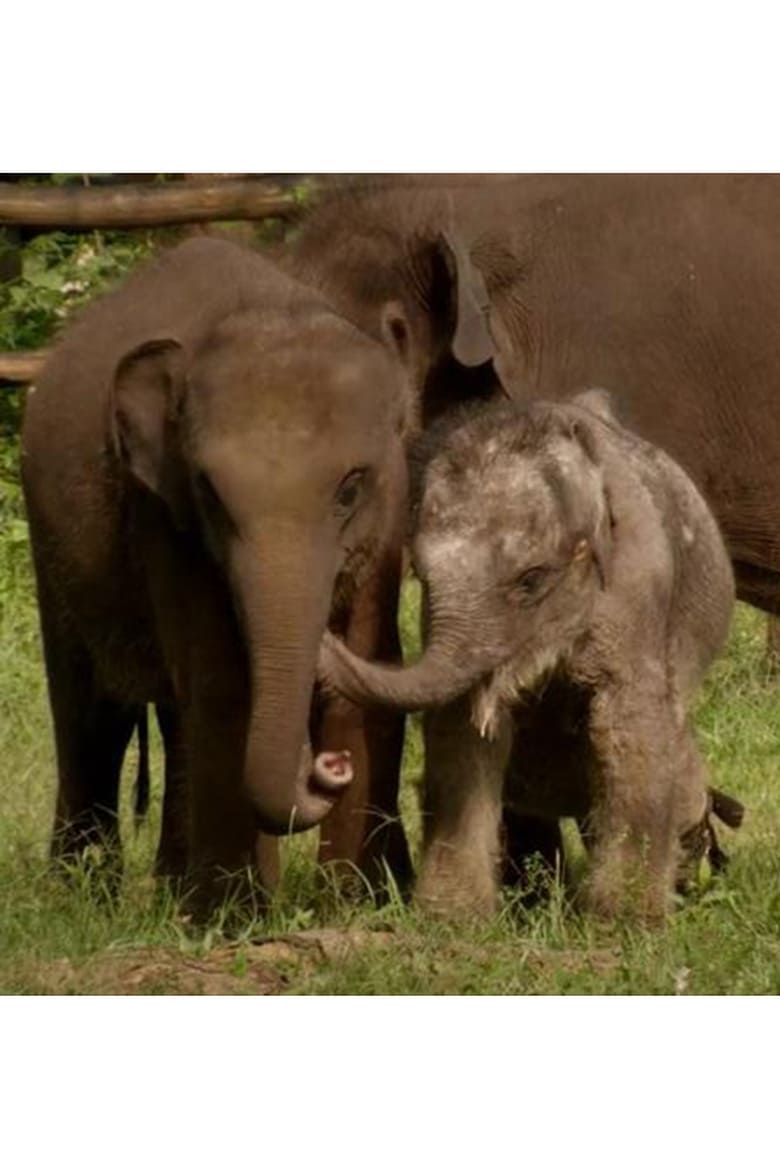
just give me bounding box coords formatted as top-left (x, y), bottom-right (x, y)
top-left (291, 173), bottom-right (780, 609)
top-left (22, 236), bottom-right (495, 913)
top-left (291, 174), bottom-right (780, 908)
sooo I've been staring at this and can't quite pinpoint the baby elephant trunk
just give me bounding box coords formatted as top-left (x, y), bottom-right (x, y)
top-left (318, 616), bottom-right (496, 712)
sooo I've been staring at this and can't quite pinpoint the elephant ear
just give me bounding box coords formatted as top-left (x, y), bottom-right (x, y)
top-left (564, 407), bottom-right (616, 590)
top-left (379, 301), bottom-right (415, 369)
top-left (378, 300), bottom-right (419, 435)
top-left (111, 337), bottom-right (192, 527)
top-left (438, 229), bottom-right (496, 368)
top-left (589, 485), bottom-right (615, 590)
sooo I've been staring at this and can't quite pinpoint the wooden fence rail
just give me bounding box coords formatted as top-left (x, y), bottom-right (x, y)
top-left (0, 177), bottom-right (300, 230)
top-left (0, 175), bottom-right (317, 385)
top-left (0, 350), bottom-right (48, 384)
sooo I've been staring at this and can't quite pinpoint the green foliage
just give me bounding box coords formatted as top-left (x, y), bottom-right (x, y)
top-left (291, 177), bottom-right (318, 207)
top-left (0, 230), bottom-right (153, 352)
top-left (0, 386), bottom-right (24, 526)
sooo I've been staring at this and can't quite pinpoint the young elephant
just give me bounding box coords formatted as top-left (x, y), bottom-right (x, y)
top-left (22, 237), bottom-right (424, 913)
top-left (319, 390), bottom-right (737, 921)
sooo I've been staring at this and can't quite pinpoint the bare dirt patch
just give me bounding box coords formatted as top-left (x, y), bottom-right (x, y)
top-left (18, 928), bottom-right (398, 995)
top-left (11, 922), bottom-right (624, 995)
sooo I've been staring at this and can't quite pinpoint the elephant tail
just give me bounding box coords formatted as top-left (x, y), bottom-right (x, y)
top-left (133, 706), bottom-right (151, 830)
top-left (703, 786), bottom-right (746, 875)
top-left (709, 787), bottom-right (745, 830)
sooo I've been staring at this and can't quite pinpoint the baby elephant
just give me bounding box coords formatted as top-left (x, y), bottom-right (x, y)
top-left (319, 390), bottom-right (738, 921)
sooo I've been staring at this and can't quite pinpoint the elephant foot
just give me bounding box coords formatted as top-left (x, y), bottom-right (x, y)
top-left (179, 852), bottom-right (275, 929)
top-left (580, 852), bottom-right (672, 925)
top-left (415, 840), bottom-right (499, 919)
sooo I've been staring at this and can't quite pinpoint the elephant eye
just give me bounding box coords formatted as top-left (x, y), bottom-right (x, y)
top-left (334, 467), bottom-right (369, 518)
top-left (514, 565), bottom-right (551, 597)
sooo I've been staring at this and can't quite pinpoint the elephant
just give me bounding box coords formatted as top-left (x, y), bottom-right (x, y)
top-left (291, 175), bottom-right (780, 615)
top-left (21, 233), bottom-right (497, 913)
top-left (319, 390), bottom-right (737, 920)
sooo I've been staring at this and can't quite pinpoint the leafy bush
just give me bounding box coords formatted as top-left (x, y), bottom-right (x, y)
top-left (0, 230), bottom-right (154, 352)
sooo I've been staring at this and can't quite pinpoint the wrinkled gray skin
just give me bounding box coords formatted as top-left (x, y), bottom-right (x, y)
top-left (320, 390), bottom-right (736, 920)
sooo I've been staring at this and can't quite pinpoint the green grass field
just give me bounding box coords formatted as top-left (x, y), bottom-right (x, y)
top-left (2, 521), bottom-right (780, 996)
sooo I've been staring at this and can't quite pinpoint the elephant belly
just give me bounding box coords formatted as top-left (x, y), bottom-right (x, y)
top-left (40, 545), bottom-right (170, 705)
top-left (504, 677), bottom-right (593, 821)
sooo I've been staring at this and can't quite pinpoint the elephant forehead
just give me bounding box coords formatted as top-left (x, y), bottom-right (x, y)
top-left (190, 388), bottom-right (392, 446)
top-left (192, 416), bottom-right (392, 501)
top-left (419, 451), bottom-right (572, 572)
top-left (426, 451), bottom-right (559, 529)
top-left (424, 513), bottom-right (563, 565)
top-left (196, 308), bottom-right (397, 395)
top-left (191, 367), bottom-right (394, 433)
top-left (188, 317), bottom-right (398, 435)
top-left (420, 531), bottom-right (494, 577)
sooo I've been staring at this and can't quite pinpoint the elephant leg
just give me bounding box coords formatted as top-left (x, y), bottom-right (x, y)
top-left (49, 688), bottom-right (136, 871)
top-left (317, 549), bottom-right (412, 892)
top-left (153, 698), bottom-right (276, 920)
top-left (37, 593), bottom-right (135, 877)
top-left (180, 693), bottom-right (264, 920)
top-left (156, 702), bottom-right (280, 895)
top-left (582, 681), bottom-right (687, 922)
top-left (144, 539), bottom-right (274, 920)
top-left (501, 809), bottom-right (565, 890)
top-left (156, 636), bottom-right (263, 918)
top-left (416, 695), bottom-right (512, 918)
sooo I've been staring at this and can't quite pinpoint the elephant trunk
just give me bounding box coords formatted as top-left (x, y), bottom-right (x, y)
top-left (231, 533), bottom-right (352, 835)
top-left (319, 599), bottom-right (498, 712)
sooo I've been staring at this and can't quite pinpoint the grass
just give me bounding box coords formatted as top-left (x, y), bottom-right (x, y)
top-left (2, 527), bottom-right (780, 994)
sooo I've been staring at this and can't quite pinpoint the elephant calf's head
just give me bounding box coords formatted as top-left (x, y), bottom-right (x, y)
top-left (320, 398), bottom-right (614, 737)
